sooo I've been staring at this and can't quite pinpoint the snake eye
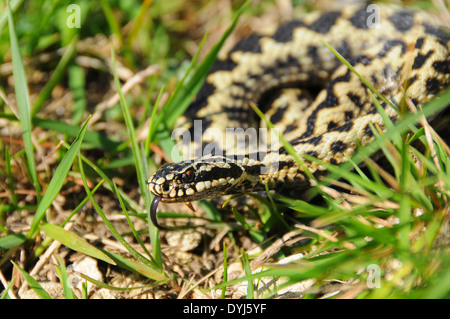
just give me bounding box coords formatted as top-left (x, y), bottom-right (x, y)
top-left (182, 169), bottom-right (195, 183)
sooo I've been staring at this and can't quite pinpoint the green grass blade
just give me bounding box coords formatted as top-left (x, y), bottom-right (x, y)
top-left (322, 39), bottom-right (396, 111)
top-left (41, 223), bottom-right (115, 265)
top-left (68, 64), bottom-right (87, 125)
top-left (76, 271), bottom-right (154, 291)
top-left (249, 101), bottom-right (330, 203)
top-left (5, 146), bottom-right (17, 206)
top-left (34, 116), bottom-right (122, 150)
top-left (398, 140), bottom-right (412, 250)
top-left (127, 0), bottom-right (152, 47)
top-left (0, 275), bottom-right (16, 299)
top-left (96, 250), bottom-right (166, 282)
top-left (242, 249), bottom-right (254, 299)
top-left (0, 233), bottom-right (27, 251)
top-left (146, 30), bottom-right (210, 164)
top-left (111, 48), bottom-right (163, 269)
top-left (99, 0), bottom-right (122, 45)
top-left (28, 115), bottom-right (91, 237)
top-left (156, 31), bottom-right (208, 130)
top-left (146, 28), bottom-right (208, 153)
top-left (145, 85), bottom-right (165, 157)
top-left (54, 255), bottom-right (75, 299)
top-left (221, 242), bottom-right (228, 299)
top-left (308, 88), bottom-right (450, 199)
top-left (30, 180), bottom-right (104, 262)
top-left (163, 0), bottom-right (251, 128)
top-left (277, 196), bottom-right (331, 217)
top-left (7, 2), bottom-right (41, 201)
top-left (0, 113), bottom-right (124, 151)
top-left (65, 145), bottom-right (139, 215)
top-left (77, 154), bottom-right (165, 280)
top-left (11, 261), bottom-right (52, 299)
top-left (31, 36), bottom-right (78, 116)
top-left (112, 181), bottom-right (155, 263)
top-left (0, 0), bottom-right (23, 33)
top-left (421, 260), bottom-right (450, 298)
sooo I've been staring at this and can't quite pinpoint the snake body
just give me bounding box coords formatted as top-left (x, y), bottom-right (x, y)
top-left (148, 4), bottom-right (450, 229)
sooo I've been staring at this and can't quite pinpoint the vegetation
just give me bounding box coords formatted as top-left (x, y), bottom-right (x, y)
top-left (0, 0), bottom-right (449, 299)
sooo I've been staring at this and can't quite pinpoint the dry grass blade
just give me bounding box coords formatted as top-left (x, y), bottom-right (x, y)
top-left (1, 0), bottom-right (449, 300)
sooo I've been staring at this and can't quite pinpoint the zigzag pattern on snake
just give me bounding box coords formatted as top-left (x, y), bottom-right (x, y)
top-left (148, 4), bottom-right (450, 229)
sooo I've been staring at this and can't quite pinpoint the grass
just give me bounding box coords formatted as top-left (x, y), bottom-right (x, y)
top-left (0, 0), bottom-right (449, 299)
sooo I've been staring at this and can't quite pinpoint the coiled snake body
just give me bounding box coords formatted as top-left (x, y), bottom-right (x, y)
top-left (148, 4), bottom-right (450, 229)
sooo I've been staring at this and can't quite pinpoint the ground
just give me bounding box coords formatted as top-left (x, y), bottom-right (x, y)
top-left (0, 0), bottom-right (449, 299)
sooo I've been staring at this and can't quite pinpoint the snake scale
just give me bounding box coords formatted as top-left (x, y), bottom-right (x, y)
top-left (148, 4), bottom-right (450, 229)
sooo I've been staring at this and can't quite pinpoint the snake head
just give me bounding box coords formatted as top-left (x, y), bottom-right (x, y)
top-left (148, 155), bottom-right (246, 203)
top-left (148, 155), bottom-right (261, 229)
top-left (148, 157), bottom-right (243, 229)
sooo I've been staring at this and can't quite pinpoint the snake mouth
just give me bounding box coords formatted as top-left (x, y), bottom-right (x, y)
top-left (148, 180), bottom-right (197, 203)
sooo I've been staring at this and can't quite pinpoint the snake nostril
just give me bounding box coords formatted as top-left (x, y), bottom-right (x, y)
top-left (162, 182), bottom-right (170, 193)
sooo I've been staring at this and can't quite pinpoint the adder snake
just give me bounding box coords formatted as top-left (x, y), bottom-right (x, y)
top-left (148, 4), bottom-right (450, 229)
